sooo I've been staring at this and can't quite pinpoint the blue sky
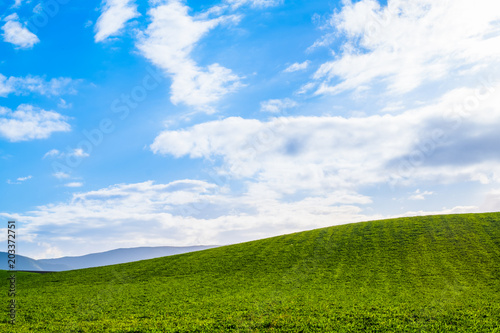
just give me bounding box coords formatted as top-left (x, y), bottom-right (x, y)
top-left (1, 0), bottom-right (500, 259)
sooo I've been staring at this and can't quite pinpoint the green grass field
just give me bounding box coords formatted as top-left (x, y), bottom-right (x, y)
top-left (2, 213), bottom-right (500, 332)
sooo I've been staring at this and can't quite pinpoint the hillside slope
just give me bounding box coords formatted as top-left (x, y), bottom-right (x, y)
top-left (1, 213), bottom-right (499, 332)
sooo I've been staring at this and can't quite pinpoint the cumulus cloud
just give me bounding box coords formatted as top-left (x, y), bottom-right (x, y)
top-left (94, 0), bottom-right (139, 42)
top-left (311, 0), bottom-right (500, 96)
top-left (0, 104), bottom-right (70, 142)
top-left (1, 13), bottom-right (39, 48)
top-left (283, 61), bottom-right (310, 73)
top-left (151, 115), bottom-right (416, 197)
top-left (136, 0), bottom-right (242, 111)
top-left (151, 79), bottom-right (500, 198)
top-left (0, 74), bottom-right (78, 97)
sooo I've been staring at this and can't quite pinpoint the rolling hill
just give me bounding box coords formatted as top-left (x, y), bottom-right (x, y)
top-left (1, 213), bottom-right (499, 332)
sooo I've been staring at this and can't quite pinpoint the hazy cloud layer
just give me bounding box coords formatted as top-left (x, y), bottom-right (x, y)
top-left (4, 180), bottom-right (375, 258)
top-left (0, 74), bottom-right (78, 97)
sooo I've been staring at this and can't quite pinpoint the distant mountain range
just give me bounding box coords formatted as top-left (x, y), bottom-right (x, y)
top-left (0, 246), bottom-right (218, 272)
top-left (0, 252), bottom-right (71, 272)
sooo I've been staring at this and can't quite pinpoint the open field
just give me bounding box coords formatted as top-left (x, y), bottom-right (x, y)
top-left (1, 213), bottom-right (500, 332)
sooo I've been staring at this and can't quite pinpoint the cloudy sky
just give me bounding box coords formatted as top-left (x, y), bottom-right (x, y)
top-left (1, 0), bottom-right (500, 259)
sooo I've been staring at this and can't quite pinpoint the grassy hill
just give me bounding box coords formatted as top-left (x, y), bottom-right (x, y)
top-left (1, 213), bottom-right (500, 332)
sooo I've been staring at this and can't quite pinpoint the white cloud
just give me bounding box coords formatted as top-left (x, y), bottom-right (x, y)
top-left (33, 3), bottom-right (43, 14)
top-left (53, 172), bottom-right (70, 179)
top-left (13, 0), bottom-right (23, 8)
top-left (225, 0), bottom-right (283, 9)
top-left (311, 0), bottom-right (500, 96)
top-left (409, 189), bottom-right (434, 201)
top-left (0, 74), bottom-right (78, 97)
top-left (283, 61), bottom-right (310, 73)
top-left (36, 242), bottom-right (63, 259)
top-left (151, 115), bottom-right (416, 197)
top-left (199, 0), bottom-right (283, 18)
top-left (307, 32), bottom-right (336, 51)
top-left (0, 75), bottom-right (12, 96)
top-left (2, 13), bottom-right (39, 49)
top-left (0, 104), bottom-right (70, 142)
top-left (94, 0), bottom-right (140, 42)
top-left (136, 0), bottom-right (242, 111)
top-left (260, 98), bottom-right (297, 113)
top-left (44, 148), bottom-right (90, 159)
top-left (57, 99), bottom-right (72, 109)
top-left (64, 182), bottom-right (83, 188)
top-left (7, 175), bottom-right (32, 184)
top-left (297, 82), bottom-right (316, 95)
top-left (44, 149), bottom-right (62, 159)
top-left (72, 148), bottom-right (90, 158)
